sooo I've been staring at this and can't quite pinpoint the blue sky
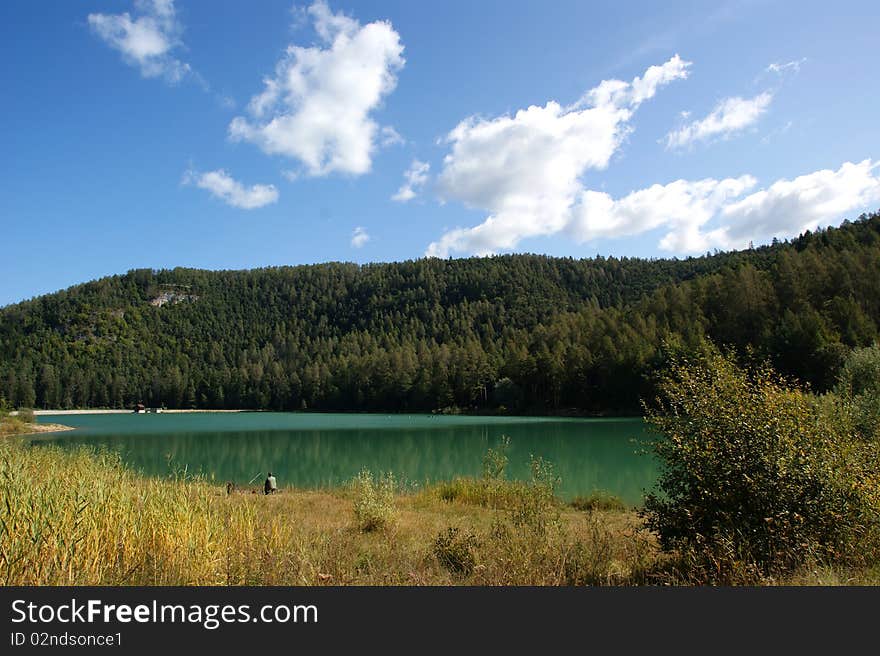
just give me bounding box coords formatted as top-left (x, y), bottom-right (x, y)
top-left (2, 0), bottom-right (879, 306)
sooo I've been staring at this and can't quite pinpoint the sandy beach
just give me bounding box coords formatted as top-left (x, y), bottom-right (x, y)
top-left (11, 422), bottom-right (76, 436)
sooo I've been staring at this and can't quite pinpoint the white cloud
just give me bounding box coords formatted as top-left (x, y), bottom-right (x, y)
top-left (229, 1), bottom-right (405, 176)
top-left (571, 175), bottom-right (757, 252)
top-left (380, 126), bottom-right (405, 147)
top-left (429, 154), bottom-right (880, 256)
top-left (351, 226), bottom-right (370, 248)
top-left (392, 159), bottom-right (430, 202)
top-left (186, 169), bottom-right (279, 209)
top-left (88, 0), bottom-right (191, 83)
top-left (665, 92), bottom-right (773, 149)
top-left (766, 58), bottom-right (807, 75)
top-left (716, 159), bottom-right (880, 248)
top-left (575, 160), bottom-right (880, 252)
top-left (426, 55), bottom-right (691, 257)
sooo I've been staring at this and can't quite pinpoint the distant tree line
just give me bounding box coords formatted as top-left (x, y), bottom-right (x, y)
top-left (1, 212), bottom-right (879, 414)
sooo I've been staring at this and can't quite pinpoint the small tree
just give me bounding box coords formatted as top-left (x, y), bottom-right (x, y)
top-left (643, 350), bottom-right (880, 581)
top-left (482, 435), bottom-right (510, 481)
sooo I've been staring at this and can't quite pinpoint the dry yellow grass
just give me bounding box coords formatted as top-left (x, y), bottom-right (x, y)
top-left (0, 439), bottom-right (655, 585)
top-left (1, 440), bottom-right (877, 586)
top-left (0, 416), bottom-right (30, 437)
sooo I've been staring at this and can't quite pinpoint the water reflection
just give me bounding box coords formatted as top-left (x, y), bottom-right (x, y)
top-left (33, 414), bottom-right (658, 505)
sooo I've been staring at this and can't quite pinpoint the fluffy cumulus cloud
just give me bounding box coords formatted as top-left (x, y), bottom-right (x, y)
top-left (185, 169), bottom-right (279, 209)
top-left (392, 160), bottom-right (430, 202)
top-left (665, 92), bottom-right (773, 149)
top-left (571, 175), bottom-right (757, 252)
top-left (229, 1), bottom-right (405, 176)
top-left (350, 226), bottom-right (370, 248)
top-left (88, 0), bottom-right (191, 83)
top-left (716, 159), bottom-right (880, 248)
top-left (575, 160), bottom-right (880, 253)
top-left (426, 55), bottom-right (692, 257)
top-left (424, 56), bottom-right (874, 257)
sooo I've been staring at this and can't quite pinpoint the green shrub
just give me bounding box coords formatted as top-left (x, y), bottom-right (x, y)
top-left (836, 344), bottom-right (880, 397)
top-left (643, 350), bottom-right (880, 581)
top-left (432, 527), bottom-right (479, 576)
top-left (351, 469), bottom-right (396, 533)
top-left (507, 455), bottom-right (560, 534)
top-left (570, 492), bottom-right (626, 512)
top-left (833, 344), bottom-right (880, 440)
top-left (433, 476), bottom-right (532, 510)
top-left (438, 450), bottom-right (562, 532)
top-left (436, 480), bottom-right (462, 503)
top-left (16, 408), bottom-right (35, 423)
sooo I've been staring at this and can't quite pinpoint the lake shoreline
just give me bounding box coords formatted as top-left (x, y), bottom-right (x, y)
top-left (33, 408), bottom-right (253, 416)
top-left (6, 422), bottom-right (75, 436)
top-left (32, 407), bottom-right (640, 419)
top-left (26, 411), bottom-right (654, 504)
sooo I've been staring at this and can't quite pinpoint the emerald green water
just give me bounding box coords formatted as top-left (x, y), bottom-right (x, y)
top-left (33, 413), bottom-right (658, 505)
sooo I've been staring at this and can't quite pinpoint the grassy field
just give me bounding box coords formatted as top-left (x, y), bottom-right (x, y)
top-left (1, 438), bottom-right (877, 586)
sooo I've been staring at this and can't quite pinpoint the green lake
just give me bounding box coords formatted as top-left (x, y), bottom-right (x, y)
top-left (33, 413), bottom-right (659, 505)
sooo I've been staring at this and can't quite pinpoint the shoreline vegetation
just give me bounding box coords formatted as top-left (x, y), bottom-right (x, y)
top-left (0, 410), bottom-right (74, 438)
top-left (31, 408), bottom-right (252, 416)
top-left (26, 408), bottom-right (632, 418)
top-left (10, 423), bottom-right (75, 436)
top-left (0, 432), bottom-right (876, 586)
top-left (25, 408), bottom-right (641, 419)
top-left (1, 347), bottom-right (878, 586)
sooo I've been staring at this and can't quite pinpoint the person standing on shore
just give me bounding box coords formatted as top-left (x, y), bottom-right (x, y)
top-left (264, 472), bottom-right (277, 495)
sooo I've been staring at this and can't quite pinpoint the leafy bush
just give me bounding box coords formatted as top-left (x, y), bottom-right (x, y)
top-left (836, 344), bottom-right (880, 397)
top-left (16, 408), bottom-right (35, 423)
top-left (351, 469), bottom-right (396, 533)
top-left (432, 527), bottom-right (479, 576)
top-left (643, 350), bottom-right (880, 581)
top-left (833, 344), bottom-right (880, 440)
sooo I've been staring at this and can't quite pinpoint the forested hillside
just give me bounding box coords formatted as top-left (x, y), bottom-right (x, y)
top-left (2, 213), bottom-right (879, 414)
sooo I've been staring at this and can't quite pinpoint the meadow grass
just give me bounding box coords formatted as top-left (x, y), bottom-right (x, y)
top-left (1, 440), bottom-right (877, 586)
top-left (569, 491), bottom-right (628, 512)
